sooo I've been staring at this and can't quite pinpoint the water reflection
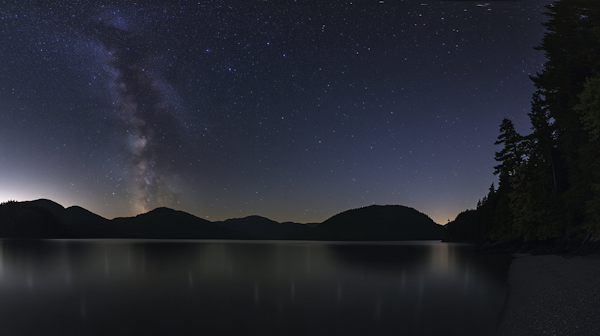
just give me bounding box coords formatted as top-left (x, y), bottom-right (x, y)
top-left (0, 240), bottom-right (508, 336)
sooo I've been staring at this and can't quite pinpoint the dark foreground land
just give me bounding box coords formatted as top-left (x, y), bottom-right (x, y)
top-left (495, 251), bottom-right (600, 336)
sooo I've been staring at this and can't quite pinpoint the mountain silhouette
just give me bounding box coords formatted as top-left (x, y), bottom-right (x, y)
top-left (109, 207), bottom-right (251, 239)
top-left (298, 205), bottom-right (445, 241)
top-left (25, 199), bottom-right (68, 217)
top-left (215, 215), bottom-right (310, 240)
top-left (0, 200), bottom-right (444, 240)
top-left (0, 200), bottom-right (71, 238)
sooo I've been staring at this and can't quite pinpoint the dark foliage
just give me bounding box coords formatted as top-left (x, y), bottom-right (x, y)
top-left (448, 0), bottom-right (600, 243)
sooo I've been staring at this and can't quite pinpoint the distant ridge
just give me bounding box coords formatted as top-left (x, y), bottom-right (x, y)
top-left (109, 207), bottom-right (249, 239)
top-left (25, 199), bottom-right (67, 217)
top-left (0, 199), bottom-right (444, 241)
top-left (298, 205), bottom-right (445, 241)
top-left (215, 215), bottom-right (310, 240)
top-left (0, 200), bottom-right (71, 238)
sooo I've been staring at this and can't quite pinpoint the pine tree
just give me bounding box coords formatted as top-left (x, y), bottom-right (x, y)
top-left (530, 0), bottom-right (600, 235)
top-left (574, 75), bottom-right (600, 233)
top-left (448, 0), bottom-right (600, 242)
top-left (493, 118), bottom-right (525, 182)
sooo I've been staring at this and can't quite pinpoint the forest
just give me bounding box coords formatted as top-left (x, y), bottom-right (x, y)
top-left (446, 0), bottom-right (600, 243)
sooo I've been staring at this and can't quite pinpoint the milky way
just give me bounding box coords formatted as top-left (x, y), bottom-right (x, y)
top-left (0, 1), bottom-right (553, 223)
top-left (93, 19), bottom-right (181, 212)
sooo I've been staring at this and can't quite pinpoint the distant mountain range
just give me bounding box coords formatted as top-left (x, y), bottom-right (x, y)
top-left (0, 199), bottom-right (445, 241)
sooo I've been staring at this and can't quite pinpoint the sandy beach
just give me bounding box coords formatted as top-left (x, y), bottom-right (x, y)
top-left (495, 254), bottom-right (600, 336)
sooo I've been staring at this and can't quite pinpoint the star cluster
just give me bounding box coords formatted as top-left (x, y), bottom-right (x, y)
top-left (0, 0), bottom-right (552, 223)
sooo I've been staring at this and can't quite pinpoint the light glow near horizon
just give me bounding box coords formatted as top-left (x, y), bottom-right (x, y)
top-left (0, 1), bottom-right (552, 225)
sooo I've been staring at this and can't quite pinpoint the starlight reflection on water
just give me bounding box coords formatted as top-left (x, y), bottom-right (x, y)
top-left (0, 240), bottom-right (509, 336)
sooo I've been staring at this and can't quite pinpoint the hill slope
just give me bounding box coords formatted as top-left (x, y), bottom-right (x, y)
top-left (0, 200), bottom-right (72, 238)
top-left (110, 207), bottom-right (251, 239)
top-left (1, 200), bottom-right (443, 241)
top-left (0, 201), bottom-right (249, 239)
top-left (215, 215), bottom-right (310, 239)
top-left (298, 205), bottom-right (445, 241)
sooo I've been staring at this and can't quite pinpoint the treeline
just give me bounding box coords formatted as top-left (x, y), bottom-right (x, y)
top-left (447, 0), bottom-right (600, 242)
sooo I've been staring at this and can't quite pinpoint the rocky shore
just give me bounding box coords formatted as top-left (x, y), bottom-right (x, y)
top-left (494, 252), bottom-right (600, 336)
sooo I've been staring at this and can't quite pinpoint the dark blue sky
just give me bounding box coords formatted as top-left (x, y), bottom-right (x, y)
top-left (0, 0), bottom-right (552, 223)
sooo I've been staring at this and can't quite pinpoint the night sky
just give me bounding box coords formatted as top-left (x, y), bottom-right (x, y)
top-left (0, 0), bottom-right (553, 224)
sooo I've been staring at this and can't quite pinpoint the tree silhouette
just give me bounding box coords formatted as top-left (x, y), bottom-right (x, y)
top-left (448, 0), bottom-right (600, 242)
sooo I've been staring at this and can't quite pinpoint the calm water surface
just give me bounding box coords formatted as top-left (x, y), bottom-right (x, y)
top-left (0, 240), bottom-right (509, 335)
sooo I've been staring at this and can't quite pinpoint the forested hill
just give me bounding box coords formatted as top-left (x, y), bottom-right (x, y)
top-left (446, 0), bottom-right (600, 243)
top-left (0, 200), bottom-right (443, 240)
top-left (299, 205), bottom-right (445, 241)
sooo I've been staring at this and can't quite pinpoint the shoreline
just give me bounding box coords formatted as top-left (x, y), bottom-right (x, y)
top-left (494, 253), bottom-right (600, 336)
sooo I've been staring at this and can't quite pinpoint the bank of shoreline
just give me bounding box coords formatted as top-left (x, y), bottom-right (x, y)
top-left (494, 252), bottom-right (600, 336)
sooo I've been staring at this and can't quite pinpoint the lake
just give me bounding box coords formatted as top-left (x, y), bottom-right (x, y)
top-left (0, 240), bottom-right (509, 335)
